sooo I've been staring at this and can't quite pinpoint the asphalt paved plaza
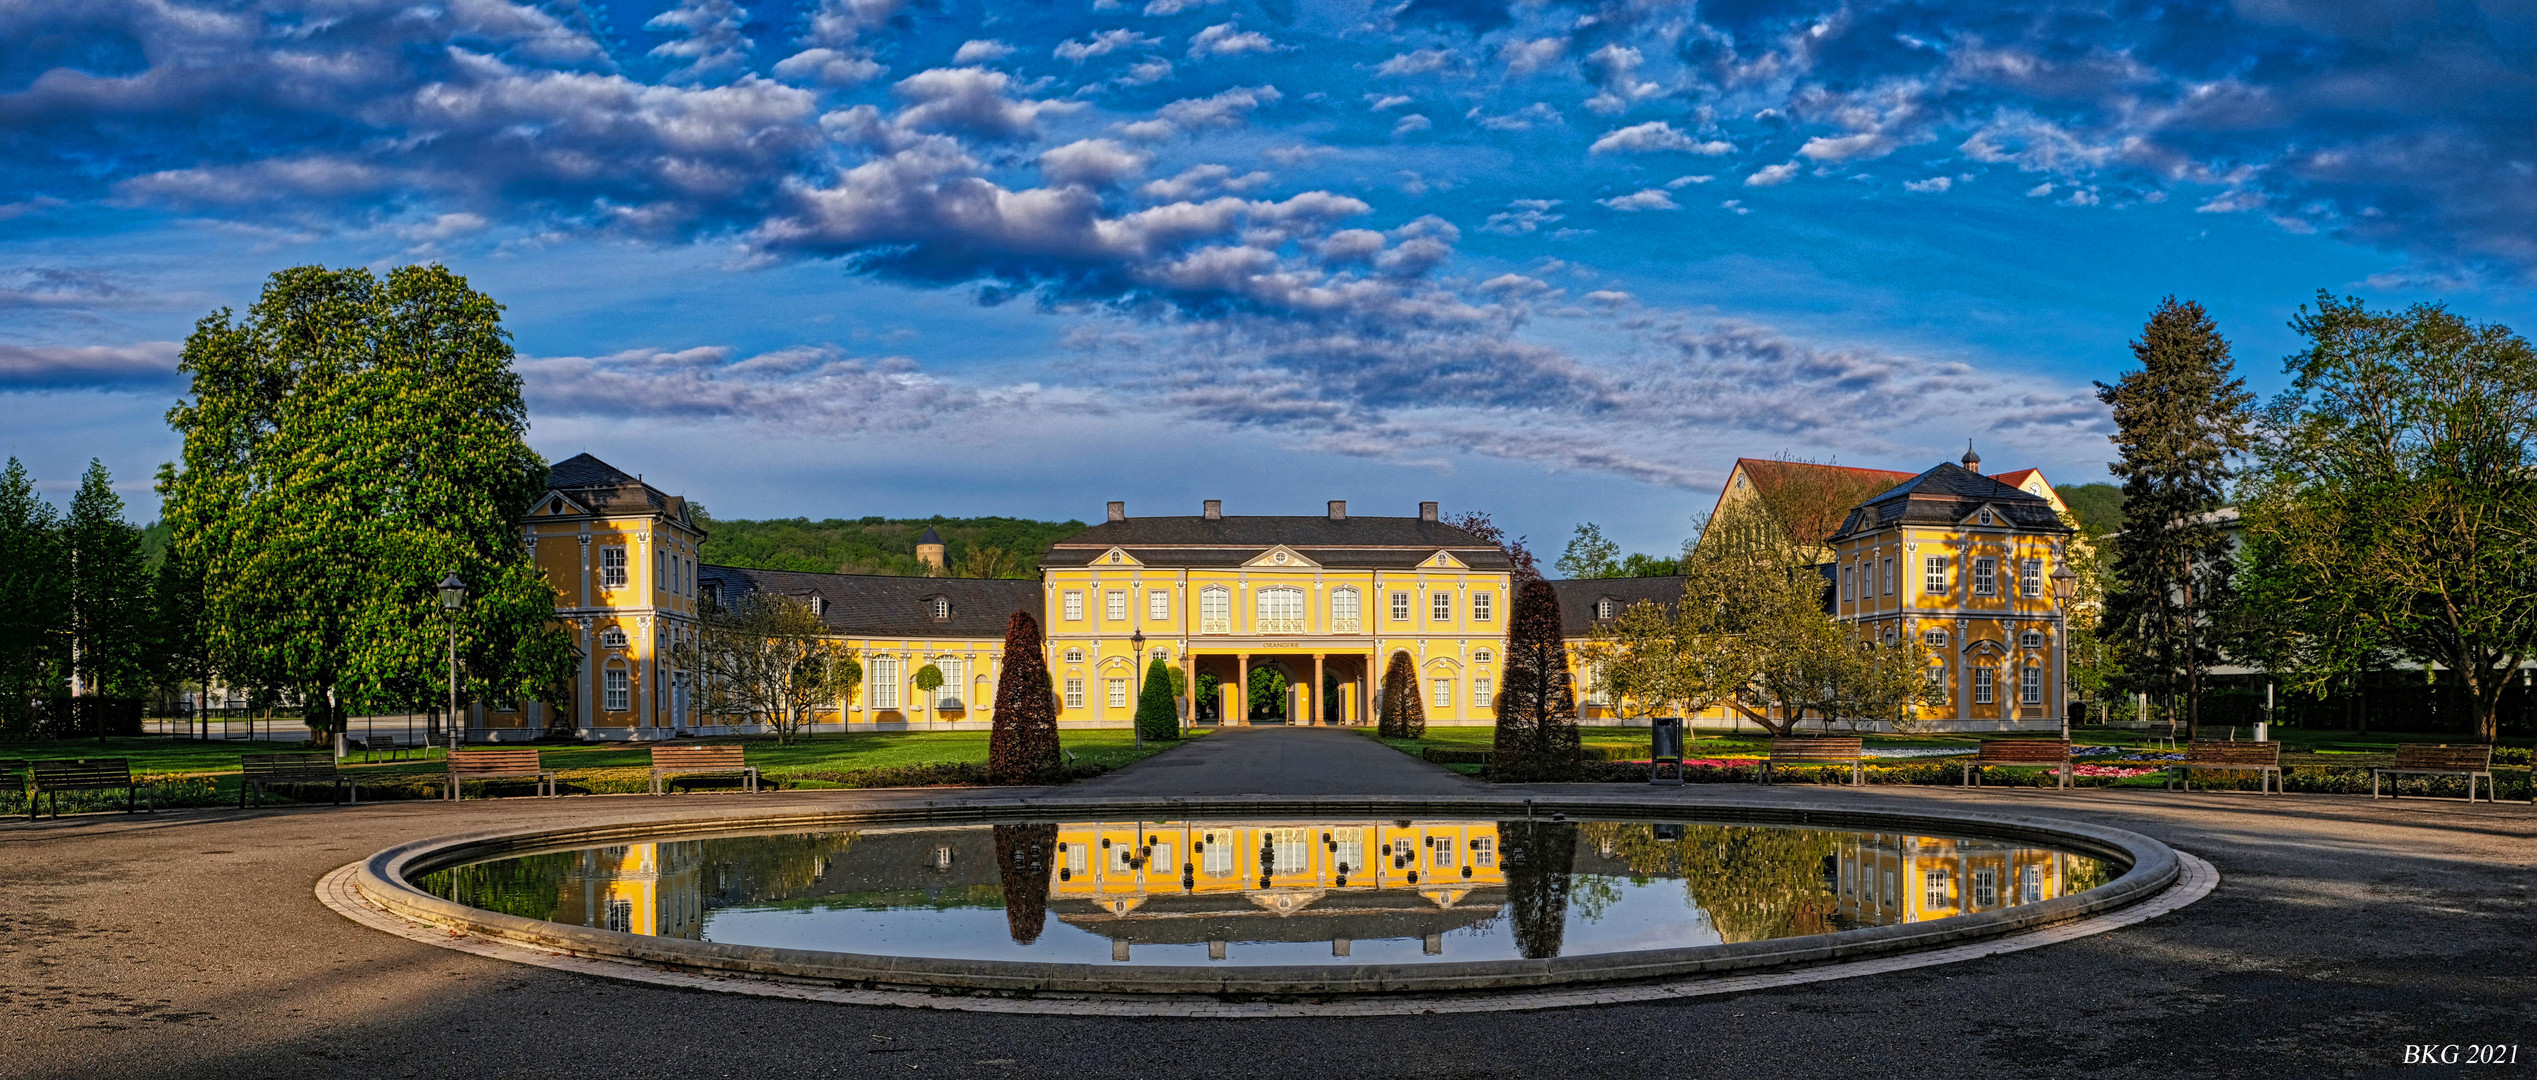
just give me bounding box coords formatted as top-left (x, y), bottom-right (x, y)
top-left (3, 727), bottom-right (2531, 1079)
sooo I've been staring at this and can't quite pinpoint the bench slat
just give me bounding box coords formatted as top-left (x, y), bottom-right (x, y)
top-left (2389, 745), bottom-right (2491, 771)
top-left (33, 760), bottom-right (135, 787)
top-left (652, 746), bottom-right (748, 768)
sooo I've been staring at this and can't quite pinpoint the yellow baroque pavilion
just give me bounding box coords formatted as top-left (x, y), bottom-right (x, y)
top-left (473, 450), bottom-right (2078, 740)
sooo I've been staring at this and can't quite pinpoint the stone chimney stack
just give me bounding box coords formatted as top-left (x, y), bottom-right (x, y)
top-left (1419, 501), bottom-right (1439, 522)
top-left (1203, 499), bottom-right (1222, 520)
top-left (1107, 500), bottom-right (1125, 522)
top-left (1328, 500), bottom-right (1346, 521)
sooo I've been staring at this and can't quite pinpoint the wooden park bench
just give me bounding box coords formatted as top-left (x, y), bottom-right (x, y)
top-left (1961, 740), bottom-right (2074, 790)
top-left (356, 734), bottom-right (418, 762)
top-left (2372, 745), bottom-right (2496, 804)
top-left (1761, 737), bottom-right (1864, 786)
top-left (649, 745), bottom-right (760, 795)
top-left (28, 759), bottom-right (151, 821)
top-left (0, 759), bottom-right (26, 798)
top-left (240, 753), bottom-right (356, 808)
top-left (444, 748), bottom-right (556, 800)
top-left (2167, 740), bottom-right (2283, 795)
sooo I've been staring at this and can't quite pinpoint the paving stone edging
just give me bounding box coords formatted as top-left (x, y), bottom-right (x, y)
top-left (348, 794), bottom-right (2182, 998)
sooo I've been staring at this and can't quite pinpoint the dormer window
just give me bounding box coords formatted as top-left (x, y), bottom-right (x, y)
top-left (808, 594), bottom-right (826, 616)
top-left (1596, 598), bottom-right (1617, 619)
top-left (929, 597), bottom-right (951, 620)
top-left (1978, 510), bottom-right (1996, 526)
top-left (1109, 551), bottom-right (1122, 564)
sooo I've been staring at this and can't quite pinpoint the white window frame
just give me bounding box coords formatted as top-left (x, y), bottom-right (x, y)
top-left (1924, 556), bottom-right (1948, 596)
top-left (1471, 591), bottom-right (1493, 621)
top-left (1200, 586), bottom-right (1231, 634)
top-left (930, 597), bottom-right (950, 619)
top-left (1973, 868), bottom-right (1999, 908)
top-left (1472, 836), bottom-right (1495, 867)
top-left (603, 667), bottom-right (629, 712)
top-left (601, 546), bottom-right (628, 589)
top-left (1473, 676), bottom-right (1492, 710)
top-left (1148, 589), bottom-right (1170, 620)
top-left (1431, 592), bottom-right (1452, 622)
top-left (1974, 666), bottom-right (1995, 704)
top-left (869, 655), bottom-right (901, 710)
top-left (935, 657), bottom-right (963, 706)
top-left (1064, 677), bottom-right (1085, 709)
top-left (1062, 591), bottom-right (1084, 621)
top-left (1842, 566), bottom-right (1855, 602)
top-left (1432, 677), bottom-right (1452, 709)
top-left (1473, 648), bottom-right (1494, 664)
top-left (1256, 587), bottom-right (1305, 634)
top-left (1883, 558), bottom-right (1896, 596)
top-left (1202, 833), bottom-right (1232, 876)
top-left (1107, 678), bottom-right (1128, 709)
top-left (1390, 591), bottom-right (1411, 621)
top-left (1330, 587), bottom-right (1362, 633)
top-left (2022, 665), bottom-right (2043, 705)
top-left (2021, 629), bottom-right (2044, 648)
top-left (2020, 558), bottom-right (2042, 598)
top-left (2022, 865), bottom-right (2043, 904)
top-left (1063, 647), bottom-right (1084, 663)
top-left (1973, 558), bottom-right (1997, 596)
top-left (1432, 836), bottom-right (1455, 868)
top-left (1105, 590), bottom-right (1127, 622)
top-left (1923, 629), bottom-right (1947, 647)
top-left (1925, 869), bottom-right (1950, 910)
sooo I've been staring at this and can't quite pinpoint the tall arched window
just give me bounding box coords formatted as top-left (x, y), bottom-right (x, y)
top-left (1256, 587), bottom-right (1304, 634)
top-left (1329, 587), bottom-right (1361, 633)
top-left (1199, 586), bottom-right (1231, 634)
top-left (935, 657), bottom-right (964, 706)
top-left (868, 655), bottom-right (900, 710)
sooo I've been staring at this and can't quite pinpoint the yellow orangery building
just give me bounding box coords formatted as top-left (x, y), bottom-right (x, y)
top-left (477, 451), bottom-right (2076, 740)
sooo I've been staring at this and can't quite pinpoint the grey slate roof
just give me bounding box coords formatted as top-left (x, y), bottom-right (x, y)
top-left (543, 452), bottom-right (694, 524)
top-left (1044, 515), bottom-right (1510, 570)
top-left (697, 564), bottom-right (1040, 640)
top-left (1546, 576), bottom-right (1688, 636)
top-left (917, 526), bottom-right (943, 545)
top-left (1829, 462), bottom-right (2073, 541)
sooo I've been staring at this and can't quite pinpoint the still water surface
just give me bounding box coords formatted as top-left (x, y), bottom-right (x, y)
top-left (419, 818), bottom-right (2111, 966)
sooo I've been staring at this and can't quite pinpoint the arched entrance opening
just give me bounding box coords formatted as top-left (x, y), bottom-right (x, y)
top-left (1247, 662), bottom-right (1292, 725)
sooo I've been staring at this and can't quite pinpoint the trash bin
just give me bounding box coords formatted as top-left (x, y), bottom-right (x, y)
top-left (1650, 716), bottom-right (1684, 786)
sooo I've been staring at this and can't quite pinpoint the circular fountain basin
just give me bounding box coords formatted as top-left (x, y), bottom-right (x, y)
top-left (350, 797), bottom-right (2181, 997)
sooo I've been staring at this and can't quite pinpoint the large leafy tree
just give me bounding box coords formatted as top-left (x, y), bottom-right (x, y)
top-left (160, 264), bottom-right (576, 736)
top-left (2238, 294), bottom-right (2537, 743)
top-left (679, 594), bottom-right (855, 744)
top-left (0, 458), bottom-right (65, 729)
top-left (987, 611), bottom-right (1060, 782)
top-left (62, 460), bottom-right (153, 699)
top-left (1492, 579), bottom-right (1581, 780)
top-left (2095, 297), bottom-right (2254, 738)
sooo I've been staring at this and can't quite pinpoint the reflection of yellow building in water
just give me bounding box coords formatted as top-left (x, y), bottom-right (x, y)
top-left (563, 843), bottom-right (702, 939)
top-left (1049, 820), bottom-right (1507, 959)
top-left (1829, 834), bottom-right (2087, 926)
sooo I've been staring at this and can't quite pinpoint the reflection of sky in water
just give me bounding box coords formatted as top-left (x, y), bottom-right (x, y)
top-left (696, 875), bottom-right (1725, 966)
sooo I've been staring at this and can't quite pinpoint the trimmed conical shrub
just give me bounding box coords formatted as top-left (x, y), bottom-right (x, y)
top-left (1493, 579), bottom-right (1582, 780)
top-left (1134, 655), bottom-right (1180, 741)
top-left (988, 611), bottom-right (1061, 783)
top-left (1377, 650), bottom-right (1425, 738)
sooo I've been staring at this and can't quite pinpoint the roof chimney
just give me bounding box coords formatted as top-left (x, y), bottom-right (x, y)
top-left (1107, 500), bottom-right (1125, 522)
top-left (1328, 500), bottom-right (1346, 521)
top-left (1203, 499), bottom-right (1222, 520)
top-left (1419, 501), bottom-right (1439, 522)
top-left (1960, 440), bottom-right (1982, 475)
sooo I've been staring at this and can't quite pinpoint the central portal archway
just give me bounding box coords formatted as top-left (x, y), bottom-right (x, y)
top-left (1247, 662), bottom-right (1292, 725)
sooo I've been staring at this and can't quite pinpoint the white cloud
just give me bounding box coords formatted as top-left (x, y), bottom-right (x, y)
top-left (1118, 58), bottom-right (1175, 85)
top-left (1903, 176), bottom-right (1952, 192)
top-left (1187, 22), bottom-right (1278, 58)
top-left (1113, 85), bottom-right (1282, 140)
top-left (890, 67), bottom-right (1082, 140)
top-left (1392, 113), bottom-right (1431, 136)
top-left (1598, 188), bottom-right (1679, 211)
top-left (1139, 163), bottom-right (1273, 201)
top-left (646, 0), bottom-right (754, 82)
top-left (2197, 189), bottom-right (2265, 213)
top-left (1142, 0), bottom-right (1225, 12)
top-left (1500, 37), bottom-right (1566, 76)
top-left (1583, 44), bottom-right (1662, 116)
top-left (1583, 290), bottom-right (1634, 305)
top-left (1365, 94), bottom-right (1412, 111)
top-left (1666, 174), bottom-right (1711, 188)
top-left (2025, 182), bottom-right (2055, 197)
top-left (1374, 49), bottom-right (1461, 77)
top-left (772, 48), bottom-right (885, 86)
top-left (1038, 139), bottom-right (1153, 188)
top-left (1470, 102), bottom-right (1562, 131)
top-left (1054, 28), bottom-right (1160, 63)
top-left (1588, 121), bottom-right (1730, 156)
top-left (951, 40), bottom-right (1013, 64)
top-left (1482, 198), bottom-right (1563, 236)
top-left (1745, 162), bottom-right (1801, 187)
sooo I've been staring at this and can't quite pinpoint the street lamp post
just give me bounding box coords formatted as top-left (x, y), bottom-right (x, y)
top-left (2049, 562), bottom-right (2079, 743)
top-left (438, 573), bottom-right (468, 752)
top-left (1130, 629), bottom-right (1146, 750)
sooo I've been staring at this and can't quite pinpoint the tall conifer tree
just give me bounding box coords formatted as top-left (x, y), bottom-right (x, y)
top-left (1134, 655), bottom-right (1179, 741)
top-left (2095, 297), bottom-right (2253, 737)
top-left (1377, 650), bottom-right (1424, 738)
top-left (1493, 579), bottom-right (1581, 780)
top-left (0, 458), bottom-right (65, 729)
top-left (987, 611), bottom-right (1061, 782)
top-left (62, 460), bottom-right (152, 699)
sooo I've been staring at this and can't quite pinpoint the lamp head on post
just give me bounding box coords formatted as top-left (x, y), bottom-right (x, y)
top-left (439, 573), bottom-right (469, 611)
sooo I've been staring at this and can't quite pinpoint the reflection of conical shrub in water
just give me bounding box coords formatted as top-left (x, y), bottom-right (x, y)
top-left (994, 823), bottom-right (1058, 945)
top-left (1377, 651), bottom-right (1425, 738)
top-left (1498, 819), bottom-right (1578, 959)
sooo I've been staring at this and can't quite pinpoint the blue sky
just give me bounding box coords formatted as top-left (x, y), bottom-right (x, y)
top-left (5, 0), bottom-right (2535, 556)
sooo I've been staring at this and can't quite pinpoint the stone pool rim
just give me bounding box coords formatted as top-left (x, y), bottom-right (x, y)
top-left (350, 794), bottom-right (2180, 997)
